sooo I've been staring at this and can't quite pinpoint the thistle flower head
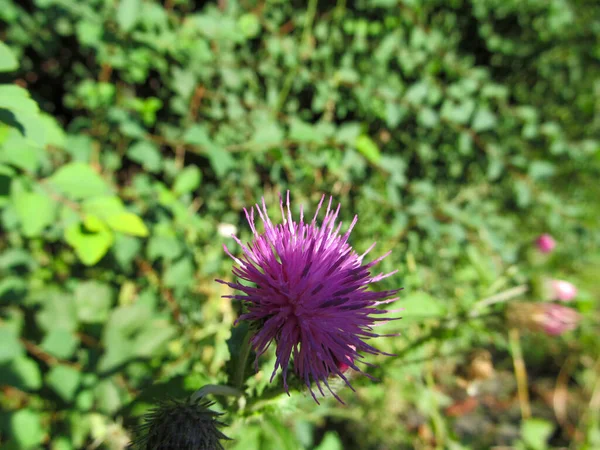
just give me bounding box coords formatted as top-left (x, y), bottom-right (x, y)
top-left (131, 398), bottom-right (230, 450)
top-left (218, 193), bottom-right (401, 403)
top-left (535, 234), bottom-right (556, 254)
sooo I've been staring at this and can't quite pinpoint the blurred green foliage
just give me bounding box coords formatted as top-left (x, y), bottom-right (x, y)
top-left (0, 0), bottom-right (599, 449)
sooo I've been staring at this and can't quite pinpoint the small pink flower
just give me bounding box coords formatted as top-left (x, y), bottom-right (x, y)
top-left (536, 234), bottom-right (556, 253)
top-left (541, 304), bottom-right (580, 336)
top-left (551, 280), bottom-right (577, 302)
top-left (507, 302), bottom-right (581, 336)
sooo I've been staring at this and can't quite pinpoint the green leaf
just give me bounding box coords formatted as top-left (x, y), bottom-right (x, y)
top-left (355, 135), bottom-right (382, 164)
top-left (183, 124), bottom-right (211, 146)
top-left (521, 418), bottom-right (554, 450)
top-left (417, 108), bottom-right (439, 128)
top-left (0, 326), bottom-right (24, 362)
top-left (133, 322), bottom-right (176, 357)
top-left (46, 365), bottom-right (81, 402)
top-left (471, 107), bottom-right (497, 132)
top-left (41, 329), bottom-right (80, 359)
top-left (65, 218), bottom-right (114, 266)
top-left (163, 257), bottom-right (195, 288)
top-left (0, 128), bottom-right (45, 171)
top-left (0, 42), bottom-right (19, 72)
top-left (94, 379), bottom-right (122, 414)
top-left (147, 234), bottom-right (182, 261)
top-left (48, 162), bottom-right (110, 199)
top-left (207, 146), bottom-right (235, 179)
top-left (82, 195), bottom-right (124, 216)
top-left (252, 122), bottom-right (284, 146)
top-left (0, 85), bottom-right (39, 115)
top-left (315, 432), bottom-right (343, 450)
top-left (12, 188), bottom-right (56, 237)
top-left (105, 212), bottom-right (149, 237)
top-left (173, 165), bottom-right (201, 194)
top-left (36, 291), bottom-right (78, 333)
top-left (10, 409), bottom-right (45, 448)
top-left (116, 0), bottom-right (141, 32)
top-left (399, 292), bottom-right (447, 322)
top-left (127, 141), bottom-right (162, 173)
top-left (238, 13), bottom-right (261, 38)
top-left (74, 281), bottom-right (114, 323)
top-left (0, 356), bottom-right (42, 390)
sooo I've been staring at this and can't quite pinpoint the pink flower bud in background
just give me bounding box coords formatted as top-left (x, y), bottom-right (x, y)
top-left (507, 302), bottom-right (581, 336)
top-left (541, 304), bottom-right (580, 336)
top-left (536, 234), bottom-right (556, 253)
top-left (551, 280), bottom-right (577, 302)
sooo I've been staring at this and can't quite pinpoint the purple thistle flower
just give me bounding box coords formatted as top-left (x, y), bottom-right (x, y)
top-left (217, 193), bottom-right (401, 403)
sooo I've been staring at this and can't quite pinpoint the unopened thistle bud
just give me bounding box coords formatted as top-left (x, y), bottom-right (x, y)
top-left (535, 234), bottom-right (556, 254)
top-left (506, 302), bottom-right (580, 336)
top-left (130, 398), bottom-right (230, 450)
top-left (550, 279), bottom-right (577, 302)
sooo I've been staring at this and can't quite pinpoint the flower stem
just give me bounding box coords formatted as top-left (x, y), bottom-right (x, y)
top-left (509, 327), bottom-right (531, 419)
top-left (234, 328), bottom-right (253, 391)
top-left (190, 384), bottom-right (243, 403)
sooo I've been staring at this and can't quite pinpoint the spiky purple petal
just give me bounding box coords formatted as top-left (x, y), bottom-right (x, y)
top-left (218, 193), bottom-right (401, 402)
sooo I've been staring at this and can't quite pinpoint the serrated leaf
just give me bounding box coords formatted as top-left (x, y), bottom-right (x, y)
top-left (48, 162), bottom-right (110, 199)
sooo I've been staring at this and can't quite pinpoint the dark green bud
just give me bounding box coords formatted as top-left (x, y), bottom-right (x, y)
top-left (131, 398), bottom-right (231, 450)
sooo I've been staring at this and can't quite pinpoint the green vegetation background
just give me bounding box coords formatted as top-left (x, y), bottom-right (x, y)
top-left (0, 0), bottom-right (598, 448)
